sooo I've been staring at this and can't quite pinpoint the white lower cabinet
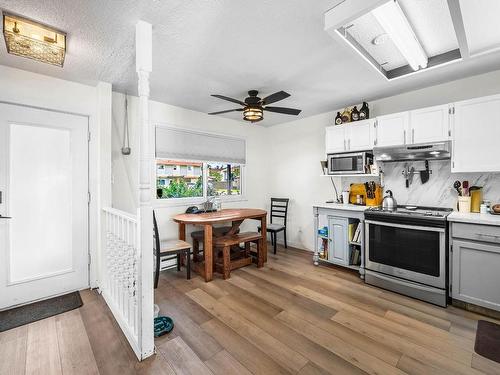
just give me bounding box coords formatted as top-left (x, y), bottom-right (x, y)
top-left (328, 217), bottom-right (348, 265)
top-left (451, 224), bottom-right (500, 311)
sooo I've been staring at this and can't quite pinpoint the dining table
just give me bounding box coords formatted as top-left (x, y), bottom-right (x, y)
top-left (172, 208), bottom-right (267, 282)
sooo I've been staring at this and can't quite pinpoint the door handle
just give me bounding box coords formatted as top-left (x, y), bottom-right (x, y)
top-left (348, 139), bottom-right (351, 150)
top-left (403, 130), bottom-right (407, 145)
top-left (412, 129), bottom-right (415, 144)
top-left (0, 215), bottom-right (11, 219)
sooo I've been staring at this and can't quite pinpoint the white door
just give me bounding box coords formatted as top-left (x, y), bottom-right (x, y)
top-left (346, 119), bottom-right (375, 151)
top-left (325, 125), bottom-right (346, 153)
top-left (375, 112), bottom-right (409, 147)
top-left (409, 104), bottom-right (450, 144)
top-left (0, 103), bottom-right (89, 309)
top-left (452, 94), bottom-right (500, 172)
top-left (328, 217), bottom-right (348, 265)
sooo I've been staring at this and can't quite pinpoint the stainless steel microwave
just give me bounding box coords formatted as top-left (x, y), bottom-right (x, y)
top-left (327, 151), bottom-right (373, 175)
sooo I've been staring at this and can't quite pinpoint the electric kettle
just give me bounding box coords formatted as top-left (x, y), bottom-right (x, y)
top-left (382, 190), bottom-right (397, 211)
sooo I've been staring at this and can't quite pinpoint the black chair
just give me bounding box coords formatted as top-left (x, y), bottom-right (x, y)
top-left (258, 198), bottom-right (289, 254)
top-left (153, 211), bottom-right (191, 288)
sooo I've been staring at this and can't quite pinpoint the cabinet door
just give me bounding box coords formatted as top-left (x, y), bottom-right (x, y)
top-left (452, 94), bottom-right (500, 172)
top-left (375, 112), bottom-right (409, 147)
top-left (409, 104), bottom-right (450, 144)
top-left (328, 217), bottom-right (348, 265)
top-left (346, 119), bottom-right (375, 151)
top-left (325, 125), bottom-right (346, 153)
top-left (452, 239), bottom-right (500, 311)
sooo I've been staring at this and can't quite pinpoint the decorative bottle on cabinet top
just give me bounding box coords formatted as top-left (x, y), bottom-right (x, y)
top-left (359, 101), bottom-right (369, 120)
top-left (341, 108), bottom-right (351, 123)
top-left (351, 106), bottom-right (360, 121)
top-left (335, 112), bottom-right (342, 125)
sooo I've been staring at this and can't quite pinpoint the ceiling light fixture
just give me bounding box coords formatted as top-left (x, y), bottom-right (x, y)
top-left (243, 107), bottom-right (263, 123)
top-left (3, 13), bottom-right (66, 67)
top-left (371, 0), bottom-right (427, 71)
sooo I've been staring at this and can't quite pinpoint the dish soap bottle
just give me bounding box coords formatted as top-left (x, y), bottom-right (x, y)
top-left (335, 112), bottom-right (342, 125)
top-left (359, 101), bottom-right (369, 120)
top-left (341, 108), bottom-right (351, 123)
top-left (351, 106), bottom-right (360, 121)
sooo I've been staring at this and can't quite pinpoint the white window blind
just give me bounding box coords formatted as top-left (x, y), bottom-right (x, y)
top-left (155, 126), bottom-right (246, 164)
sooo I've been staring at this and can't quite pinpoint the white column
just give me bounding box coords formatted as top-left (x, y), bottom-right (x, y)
top-left (136, 20), bottom-right (154, 360)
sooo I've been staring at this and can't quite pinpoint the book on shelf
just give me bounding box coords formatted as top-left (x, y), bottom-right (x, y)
top-left (352, 223), bottom-right (362, 243)
top-left (348, 223), bottom-right (356, 242)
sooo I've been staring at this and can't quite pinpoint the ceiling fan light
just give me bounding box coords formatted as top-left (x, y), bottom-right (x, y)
top-left (371, 0), bottom-right (428, 71)
top-left (243, 107), bottom-right (263, 122)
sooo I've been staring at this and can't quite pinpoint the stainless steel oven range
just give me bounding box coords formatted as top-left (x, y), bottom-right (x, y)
top-left (364, 206), bottom-right (452, 307)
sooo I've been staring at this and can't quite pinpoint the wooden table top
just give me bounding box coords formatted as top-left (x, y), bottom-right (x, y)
top-left (173, 208), bottom-right (267, 224)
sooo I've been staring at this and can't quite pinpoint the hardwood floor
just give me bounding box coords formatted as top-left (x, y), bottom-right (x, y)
top-left (1, 246), bottom-right (500, 374)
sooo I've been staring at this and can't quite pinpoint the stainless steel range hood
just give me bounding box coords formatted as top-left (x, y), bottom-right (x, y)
top-left (374, 141), bottom-right (451, 162)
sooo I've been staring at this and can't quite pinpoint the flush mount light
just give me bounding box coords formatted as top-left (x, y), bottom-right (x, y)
top-left (3, 12), bottom-right (66, 67)
top-left (243, 107), bottom-right (263, 123)
top-left (372, 33), bottom-right (388, 46)
top-left (371, 1), bottom-right (427, 71)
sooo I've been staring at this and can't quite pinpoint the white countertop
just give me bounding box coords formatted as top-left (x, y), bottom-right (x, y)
top-left (313, 202), bottom-right (370, 212)
top-left (448, 211), bottom-right (500, 226)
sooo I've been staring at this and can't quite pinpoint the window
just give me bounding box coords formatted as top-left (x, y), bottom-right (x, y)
top-left (156, 160), bottom-right (243, 201)
top-left (207, 163), bottom-right (241, 196)
top-left (156, 160), bottom-right (203, 199)
top-left (154, 126), bottom-right (246, 202)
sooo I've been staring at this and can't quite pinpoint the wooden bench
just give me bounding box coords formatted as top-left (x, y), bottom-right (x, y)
top-left (213, 232), bottom-right (264, 279)
top-left (191, 226), bottom-right (233, 262)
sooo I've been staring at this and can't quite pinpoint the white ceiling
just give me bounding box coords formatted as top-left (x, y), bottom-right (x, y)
top-left (1, 0), bottom-right (500, 126)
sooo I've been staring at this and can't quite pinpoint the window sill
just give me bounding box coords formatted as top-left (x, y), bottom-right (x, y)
top-left (153, 196), bottom-right (248, 209)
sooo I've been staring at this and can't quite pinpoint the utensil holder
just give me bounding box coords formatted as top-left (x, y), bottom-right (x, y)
top-left (458, 196), bottom-right (471, 213)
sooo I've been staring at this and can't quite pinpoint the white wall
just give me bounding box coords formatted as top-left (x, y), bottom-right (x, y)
top-left (111, 92), bottom-right (269, 240)
top-left (267, 69), bottom-right (500, 252)
top-left (0, 65), bottom-right (112, 288)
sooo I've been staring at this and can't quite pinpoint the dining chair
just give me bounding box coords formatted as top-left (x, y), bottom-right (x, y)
top-left (153, 211), bottom-right (191, 288)
top-left (258, 198), bottom-right (289, 254)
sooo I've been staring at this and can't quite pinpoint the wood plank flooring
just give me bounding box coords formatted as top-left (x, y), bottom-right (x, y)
top-left (1, 245), bottom-right (500, 374)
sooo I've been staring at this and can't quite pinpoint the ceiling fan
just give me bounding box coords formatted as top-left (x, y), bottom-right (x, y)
top-left (208, 90), bottom-right (302, 123)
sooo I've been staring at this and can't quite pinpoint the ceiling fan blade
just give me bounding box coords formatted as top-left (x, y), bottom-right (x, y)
top-left (211, 94), bottom-right (246, 106)
top-left (261, 91), bottom-right (290, 105)
top-left (264, 106), bottom-right (302, 116)
top-left (208, 108), bottom-right (244, 115)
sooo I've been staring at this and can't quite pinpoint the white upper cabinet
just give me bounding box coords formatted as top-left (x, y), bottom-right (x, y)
top-left (375, 111), bottom-right (409, 147)
top-left (409, 104), bottom-right (450, 144)
top-left (326, 119), bottom-right (375, 154)
top-left (346, 119), bottom-right (375, 151)
top-left (325, 125), bottom-right (346, 153)
top-left (452, 94), bottom-right (500, 172)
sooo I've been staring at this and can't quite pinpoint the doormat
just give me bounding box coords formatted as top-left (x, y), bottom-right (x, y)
top-left (475, 320), bottom-right (500, 363)
top-left (0, 291), bottom-right (83, 332)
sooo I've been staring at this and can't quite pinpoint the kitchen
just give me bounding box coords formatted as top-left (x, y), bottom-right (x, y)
top-left (312, 92), bottom-right (500, 311)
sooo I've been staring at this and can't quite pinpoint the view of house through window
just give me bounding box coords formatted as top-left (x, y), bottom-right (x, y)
top-left (156, 160), bottom-right (203, 199)
top-left (156, 160), bottom-right (242, 199)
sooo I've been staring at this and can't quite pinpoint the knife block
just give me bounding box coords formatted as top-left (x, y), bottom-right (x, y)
top-left (366, 186), bottom-right (383, 207)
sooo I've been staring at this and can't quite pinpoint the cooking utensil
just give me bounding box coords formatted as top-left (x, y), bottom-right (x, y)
top-left (420, 161), bottom-right (430, 184)
top-left (453, 180), bottom-right (462, 196)
top-left (462, 180), bottom-right (469, 196)
top-left (382, 190), bottom-right (397, 211)
top-left (409, 167), bottom-right (415, 186)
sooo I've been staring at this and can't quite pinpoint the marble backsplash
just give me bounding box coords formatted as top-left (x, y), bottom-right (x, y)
top-left (341, 160), bottom-right (500, 209)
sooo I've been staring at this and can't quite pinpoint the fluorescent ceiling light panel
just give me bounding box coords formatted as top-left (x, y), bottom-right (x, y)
top-left (371, 0), bottom-right (428, 71)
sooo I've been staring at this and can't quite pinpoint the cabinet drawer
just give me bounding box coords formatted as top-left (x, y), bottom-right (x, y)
top-left (452, 223), bottom-right (500, 244)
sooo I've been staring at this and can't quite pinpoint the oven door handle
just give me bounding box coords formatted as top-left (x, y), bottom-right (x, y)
top-left (365, 220), bottom-right (445, 233)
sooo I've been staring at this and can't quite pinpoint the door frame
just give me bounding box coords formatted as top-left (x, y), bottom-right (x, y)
top-left (0, 99), bottom-right (102, 291)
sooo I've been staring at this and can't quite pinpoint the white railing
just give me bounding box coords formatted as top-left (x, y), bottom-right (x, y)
top-left (101, 207), bottom-right (144, 359)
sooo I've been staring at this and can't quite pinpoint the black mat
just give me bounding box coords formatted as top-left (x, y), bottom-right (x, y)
top-left (0, 292), bottom-right (83, 332)
top-left (475, 320), bottom-right (500, 363)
